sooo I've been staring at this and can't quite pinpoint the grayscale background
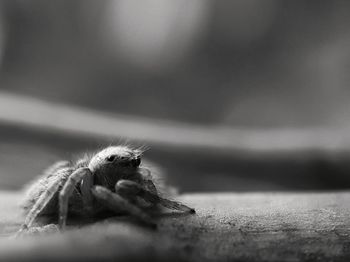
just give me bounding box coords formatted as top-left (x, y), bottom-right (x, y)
top-left (1, 0), bottom-right (350, 192)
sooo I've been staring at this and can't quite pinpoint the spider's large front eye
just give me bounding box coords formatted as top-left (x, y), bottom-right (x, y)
top-left (131, 157), bottom-right (141, 167)
top-left (106, 155), bottom-right (116, 162)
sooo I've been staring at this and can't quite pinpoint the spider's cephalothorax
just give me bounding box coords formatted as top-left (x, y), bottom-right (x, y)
top-left (17, 146), bottom-right (194, 236)
top-left (88, 146), bottom-right (143, 191)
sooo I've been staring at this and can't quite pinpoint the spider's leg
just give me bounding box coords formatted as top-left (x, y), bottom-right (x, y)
top-left (58, 167), bottom-right (92, 230)
top-left (116, 180), bottom-right (195, 213)
top-left (91, 186), bottom-right (156, 228)
top-left (79, 168), bottom-right (94, 213)
top-left (16, 167), bottom-right (72, 237)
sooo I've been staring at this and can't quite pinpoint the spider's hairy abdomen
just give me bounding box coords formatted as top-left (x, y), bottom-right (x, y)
top-left (21, 153), bottom-right (94, 213)
top-left (20, 161), bottom-right (74, 215)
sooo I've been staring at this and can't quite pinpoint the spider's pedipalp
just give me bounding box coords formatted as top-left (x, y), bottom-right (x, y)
top-left (91, 186), bottom-right (156, 228)
top-left (58, 167), bottom-right (92, 230)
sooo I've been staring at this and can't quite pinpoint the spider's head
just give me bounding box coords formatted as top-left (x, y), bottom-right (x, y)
top-left (88, 146), bottom-right (142, 174)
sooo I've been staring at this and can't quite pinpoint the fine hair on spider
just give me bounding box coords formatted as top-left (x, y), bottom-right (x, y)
top-left (16, 145), bottom-right (195, 237)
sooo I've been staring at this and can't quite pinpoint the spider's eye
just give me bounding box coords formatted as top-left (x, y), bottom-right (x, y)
top-left (106, 155), bottom-right (116, 162)
top-left (131, 157), bottom-right (141, 167)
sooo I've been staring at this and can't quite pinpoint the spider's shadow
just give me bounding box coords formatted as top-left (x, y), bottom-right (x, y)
top-left (152, 210), bottom-right (195, 219)
top-left (38, 209), bottom-right (194, 229)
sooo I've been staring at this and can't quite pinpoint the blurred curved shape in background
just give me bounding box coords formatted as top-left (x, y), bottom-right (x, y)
top-left (102, 0), bottom-right (209, 72)
top-left (0, 5), bottom-right (5, 69)
top-left (212, 0), bottom-right (277, 46)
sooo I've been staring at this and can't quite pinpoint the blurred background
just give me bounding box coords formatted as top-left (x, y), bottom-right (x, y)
top-left (1, 0), bottom-right (350, 192)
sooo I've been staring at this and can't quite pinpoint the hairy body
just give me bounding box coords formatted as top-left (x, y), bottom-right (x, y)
top-left (17, 146), bottom-right (194, 236)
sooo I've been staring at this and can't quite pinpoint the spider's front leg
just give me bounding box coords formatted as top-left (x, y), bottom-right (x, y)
top-left (91, 186), bottom-right (156, 228)
top-left (115, 180), bottom-right (195, 213)
top-left (58, 167), bottom-right (94, 230)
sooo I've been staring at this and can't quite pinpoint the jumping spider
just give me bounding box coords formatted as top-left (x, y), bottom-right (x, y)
top-left (17, 146), bottom-right (195, 236)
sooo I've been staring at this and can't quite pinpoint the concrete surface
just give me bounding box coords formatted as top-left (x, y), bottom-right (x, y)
top-left (1, 191), bottom-right (350, 261)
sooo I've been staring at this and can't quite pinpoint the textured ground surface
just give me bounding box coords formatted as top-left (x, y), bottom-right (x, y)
top-left (1, 191), bottom-right (350, 261)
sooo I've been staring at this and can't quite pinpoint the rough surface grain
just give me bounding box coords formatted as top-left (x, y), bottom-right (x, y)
top-left (1, 191), bottom-right (350, 261)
